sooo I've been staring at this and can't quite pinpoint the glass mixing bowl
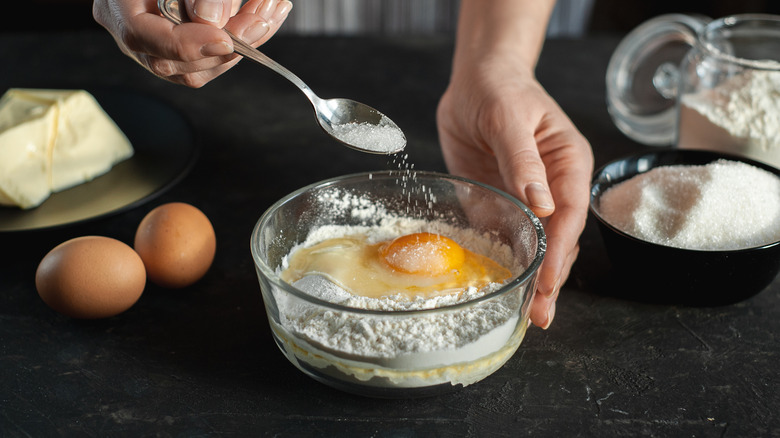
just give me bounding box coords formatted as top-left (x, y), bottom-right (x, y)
top-left (250, 171), bottom-right (545, 398)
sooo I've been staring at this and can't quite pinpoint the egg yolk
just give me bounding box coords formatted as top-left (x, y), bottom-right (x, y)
top-left (380, 232), bottom-right (465, 276)
top-left (281, 232), bottom-right (512, 300)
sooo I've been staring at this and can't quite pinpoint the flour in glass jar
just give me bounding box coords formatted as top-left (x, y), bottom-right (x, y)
top-left (678, 69), bottom-right (780, 168)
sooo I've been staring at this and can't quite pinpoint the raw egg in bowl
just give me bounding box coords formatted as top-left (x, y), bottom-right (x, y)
top-left (251, 171), bottom-right (545, 398)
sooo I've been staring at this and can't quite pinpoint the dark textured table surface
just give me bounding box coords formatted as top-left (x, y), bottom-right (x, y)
top-left (1, 30), bottom-right (778, 438)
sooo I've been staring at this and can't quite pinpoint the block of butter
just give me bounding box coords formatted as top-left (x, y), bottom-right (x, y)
top-left (0, 88), bottom-right (134, 209)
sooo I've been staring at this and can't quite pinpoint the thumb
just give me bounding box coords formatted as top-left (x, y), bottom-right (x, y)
top-left (493, 129), bottom-right (555, 218)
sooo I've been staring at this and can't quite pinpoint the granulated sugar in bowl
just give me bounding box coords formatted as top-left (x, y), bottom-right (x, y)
top-left (590, 149), bottom-right (780, 305)
top-left (251, 171), bottom-right (545, 398)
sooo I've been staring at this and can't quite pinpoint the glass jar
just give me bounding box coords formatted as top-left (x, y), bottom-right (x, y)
top-left (607, 14), bottom-right (780, 169)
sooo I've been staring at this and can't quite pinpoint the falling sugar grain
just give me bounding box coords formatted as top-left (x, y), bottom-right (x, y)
top-left (388, 153), bottom-right (440, 224)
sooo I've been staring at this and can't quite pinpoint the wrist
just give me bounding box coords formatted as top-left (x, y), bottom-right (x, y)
top-left (451, 0), bottom-right (554, 78)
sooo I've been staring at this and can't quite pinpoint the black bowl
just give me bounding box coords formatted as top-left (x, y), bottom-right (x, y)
top-left (589, 149), bottom-right (780, 306)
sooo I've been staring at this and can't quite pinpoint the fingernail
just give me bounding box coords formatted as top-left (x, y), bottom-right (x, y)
top-left (543, 275), bottom-right (561, 298)
top-left (271, 1), bottom-right (293, 24)
top-left (258, 0), bottom-right (278, 20)
top-left (241, 21), bottom-right (270, 43)
top-left (541, 301), bottom-right (556, 330)
top-left (200, 41), bottom-right (232, 56)
top-left (525, 182), bottom-right (554, 211)
top-left (194, 0), bottom-right (223, 23)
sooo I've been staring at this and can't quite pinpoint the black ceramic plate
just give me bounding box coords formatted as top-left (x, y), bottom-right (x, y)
top-left (0, 89), bottom-right (198, 233)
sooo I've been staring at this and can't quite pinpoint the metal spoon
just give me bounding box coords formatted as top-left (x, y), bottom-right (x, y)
top-left (158, 0), bottom-right (406, 155)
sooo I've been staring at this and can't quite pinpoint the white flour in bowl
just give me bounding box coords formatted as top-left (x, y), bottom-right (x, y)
top-left (271, 216), bottom-right (527, 386)
top-left (277, 220), bottom-right (520, 357)
top-left (597, 159), bottom-right (780, 250)
top-left (287, 274), bottom-right (519, 370)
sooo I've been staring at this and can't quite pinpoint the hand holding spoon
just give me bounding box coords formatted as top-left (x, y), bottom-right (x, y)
top-left (158, 0), bottom-right (406, 154)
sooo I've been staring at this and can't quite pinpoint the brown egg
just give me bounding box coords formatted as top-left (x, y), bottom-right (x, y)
top-left (35, 236), bottom-right (146, 319)
top-left (134, 202), bottom-right (216, 288)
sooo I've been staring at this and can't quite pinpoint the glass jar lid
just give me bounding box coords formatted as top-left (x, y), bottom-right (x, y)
top-left (606, 14), bottom-right (709, 146)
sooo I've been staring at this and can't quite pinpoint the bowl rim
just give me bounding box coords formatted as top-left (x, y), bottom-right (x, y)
top-left (589, 149), bottom-right (780, 253)
top-left (250, 170), bottom-right (547, 316)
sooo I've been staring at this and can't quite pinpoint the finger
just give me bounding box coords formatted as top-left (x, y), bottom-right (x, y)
top-left (227, 0), bottom-right (292, 46)
top-left (163, 56), bottom-right (242, 87)
top-left (226, 11), bottom-right (271, 44)
top-left (498, 141), bottom-right (556, 218)
top-left (134, 27), bottom-right (235, 82)
top-left (535, 137), bottom-right (592, 299)
top-left (530, 242), bottom-right (577, 329)
top-left (241, 0), bottom-right (279, 21)
top-left (486, 110), bottom-right (556, 219)
top-left (185, 0), bottom-right (233, 27)
top-left (268, 0), bottom-right (293, 27)
top-left (530, 287), bottom-right (558, 329)
top-left (536, 202), bottom-right (585, 296)
top-left (144, 53), bottom-right (241, 87)
top-left (124, 11), bottom-right (233, 62)
top-left (561, 243), bottom-right (580, 288)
